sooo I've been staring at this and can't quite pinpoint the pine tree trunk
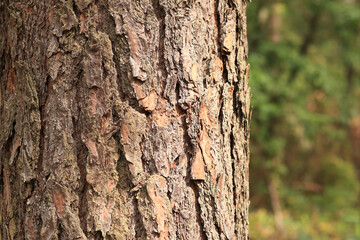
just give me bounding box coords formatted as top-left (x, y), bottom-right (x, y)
top-left (0, 0), bottom-right (251, 239)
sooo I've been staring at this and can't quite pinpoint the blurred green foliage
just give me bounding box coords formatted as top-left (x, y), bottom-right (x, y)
top-left (247, 0), bottom-right (360, 239)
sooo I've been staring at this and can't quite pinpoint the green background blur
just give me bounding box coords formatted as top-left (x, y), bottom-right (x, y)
top-left (247, 0), bottom-right (360, 239)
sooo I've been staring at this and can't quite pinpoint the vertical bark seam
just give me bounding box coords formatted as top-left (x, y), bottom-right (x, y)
top-left (151, 0), bottom-right (167, 95)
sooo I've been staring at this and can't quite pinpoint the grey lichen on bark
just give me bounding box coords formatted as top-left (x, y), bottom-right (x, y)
top-left (0, 0), bottom-right (251, 239)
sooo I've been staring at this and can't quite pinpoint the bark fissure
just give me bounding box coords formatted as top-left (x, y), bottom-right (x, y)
top-left (0, 162), bottom-right (4, 239)
top-left (151, 0), bottom-right (167, 94)
top-left (190, 181), bottom-right (207, 240)
top-left (37, 76), bottom-right (49, 175)
top-left (1, 120), bottom-right (15, 238)
top-left (72, 79), bottom-right (89, 232)
top-left (230, 128), bottom-right (237, 234)
top-left (133, 194), bottom-right (147, 239)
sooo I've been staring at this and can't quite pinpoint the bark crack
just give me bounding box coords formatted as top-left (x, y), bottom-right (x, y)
top-left (151, 0), bottom-right (168, 95)
top-left (72, 74), bottom-right (89, 233)
top-left (230, 129), bottom-right (237, 234)
top-left (1, 120), bottom-right (16, 239)
top-left (189, 181), bottom-right (207, 240)
top-left (37, 75), bottom-right (50, 176)
top-left (215, 0), bottom-right (225, 64)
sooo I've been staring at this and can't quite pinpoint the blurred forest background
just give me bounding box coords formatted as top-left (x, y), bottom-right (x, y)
top-left (247, 0), bottom-right (360, 239)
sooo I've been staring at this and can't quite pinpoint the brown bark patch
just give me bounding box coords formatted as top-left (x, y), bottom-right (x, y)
top-left (223, 32), bottom-right (236, 53)
top-left (45, 9), bottom-right (54, 27)
top-left (127, 28), bottom-right (147, 80)
top-left (156, 97), bottom-right (168, 111)
top-left (26, 218), bottom-right (36, 239)
top-left (75, 0), bottom-right (92, 12)
top-left (99, 201), bottom-right (112, 234)
top-left (107, 179), bottom-right (115, 193)
top-left (121, 123), bottom-right (129, 144)
top-left (128, 28), bottom-right (140, 60)
top-left (53, 190), bottom-right (65, 217)
top-left (25, 6), bottom-right (32, 15)
top-left (226, 86), bottom-right (234, 113)
top-left (7, 68), bottom-right (16, 92)
top-left (200, 102), bottom-right (212, 127)
top-left (139, 91), bottom-right (158, 111)
top-left (85, 139), bottom-right (99, 162)
top-left (101, 113), bottom-right (110, 135)
top-left (211, 57), bottom-right (223, 83)
top-left (3, 164), bottom-right (10, 214)
top-left (84, 53), bottom-right (102, 87)
top-left (152, 112), bottom-right (169, 127)
top-left (131, 81), bottom-right (147, 99)
top-left (80, 12), bottom-right (86, 33)
top-left (60, 6), bottom-right (78, 31)
top-left (191, 148), bottom-right (206, 180)
top-left (90, 88), bottom-right (98, 115)
top-left (9, 136), bottom-right (21, 164)
top-left (199, 129), bottom-right (216, 182)
top-left (147, 176), bottom-right (169, 240)
top-left (190, 62), bottom-right (199, 82)
top-left (217, 173), bottom-right (224, 195)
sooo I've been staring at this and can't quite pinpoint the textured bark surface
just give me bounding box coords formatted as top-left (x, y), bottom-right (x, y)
top-left (0, 0), bottom-right (251, 239)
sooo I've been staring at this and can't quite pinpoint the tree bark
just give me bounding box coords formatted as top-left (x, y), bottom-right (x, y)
top-left (0, 0), bottom-right (251, 239)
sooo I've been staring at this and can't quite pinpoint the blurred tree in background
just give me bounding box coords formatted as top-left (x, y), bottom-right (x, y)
top-left (247, 0), bottom-right (360, 239)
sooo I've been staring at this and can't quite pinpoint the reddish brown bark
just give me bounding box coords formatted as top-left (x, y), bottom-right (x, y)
top-left (0, 0), bottom-right (251, 239)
